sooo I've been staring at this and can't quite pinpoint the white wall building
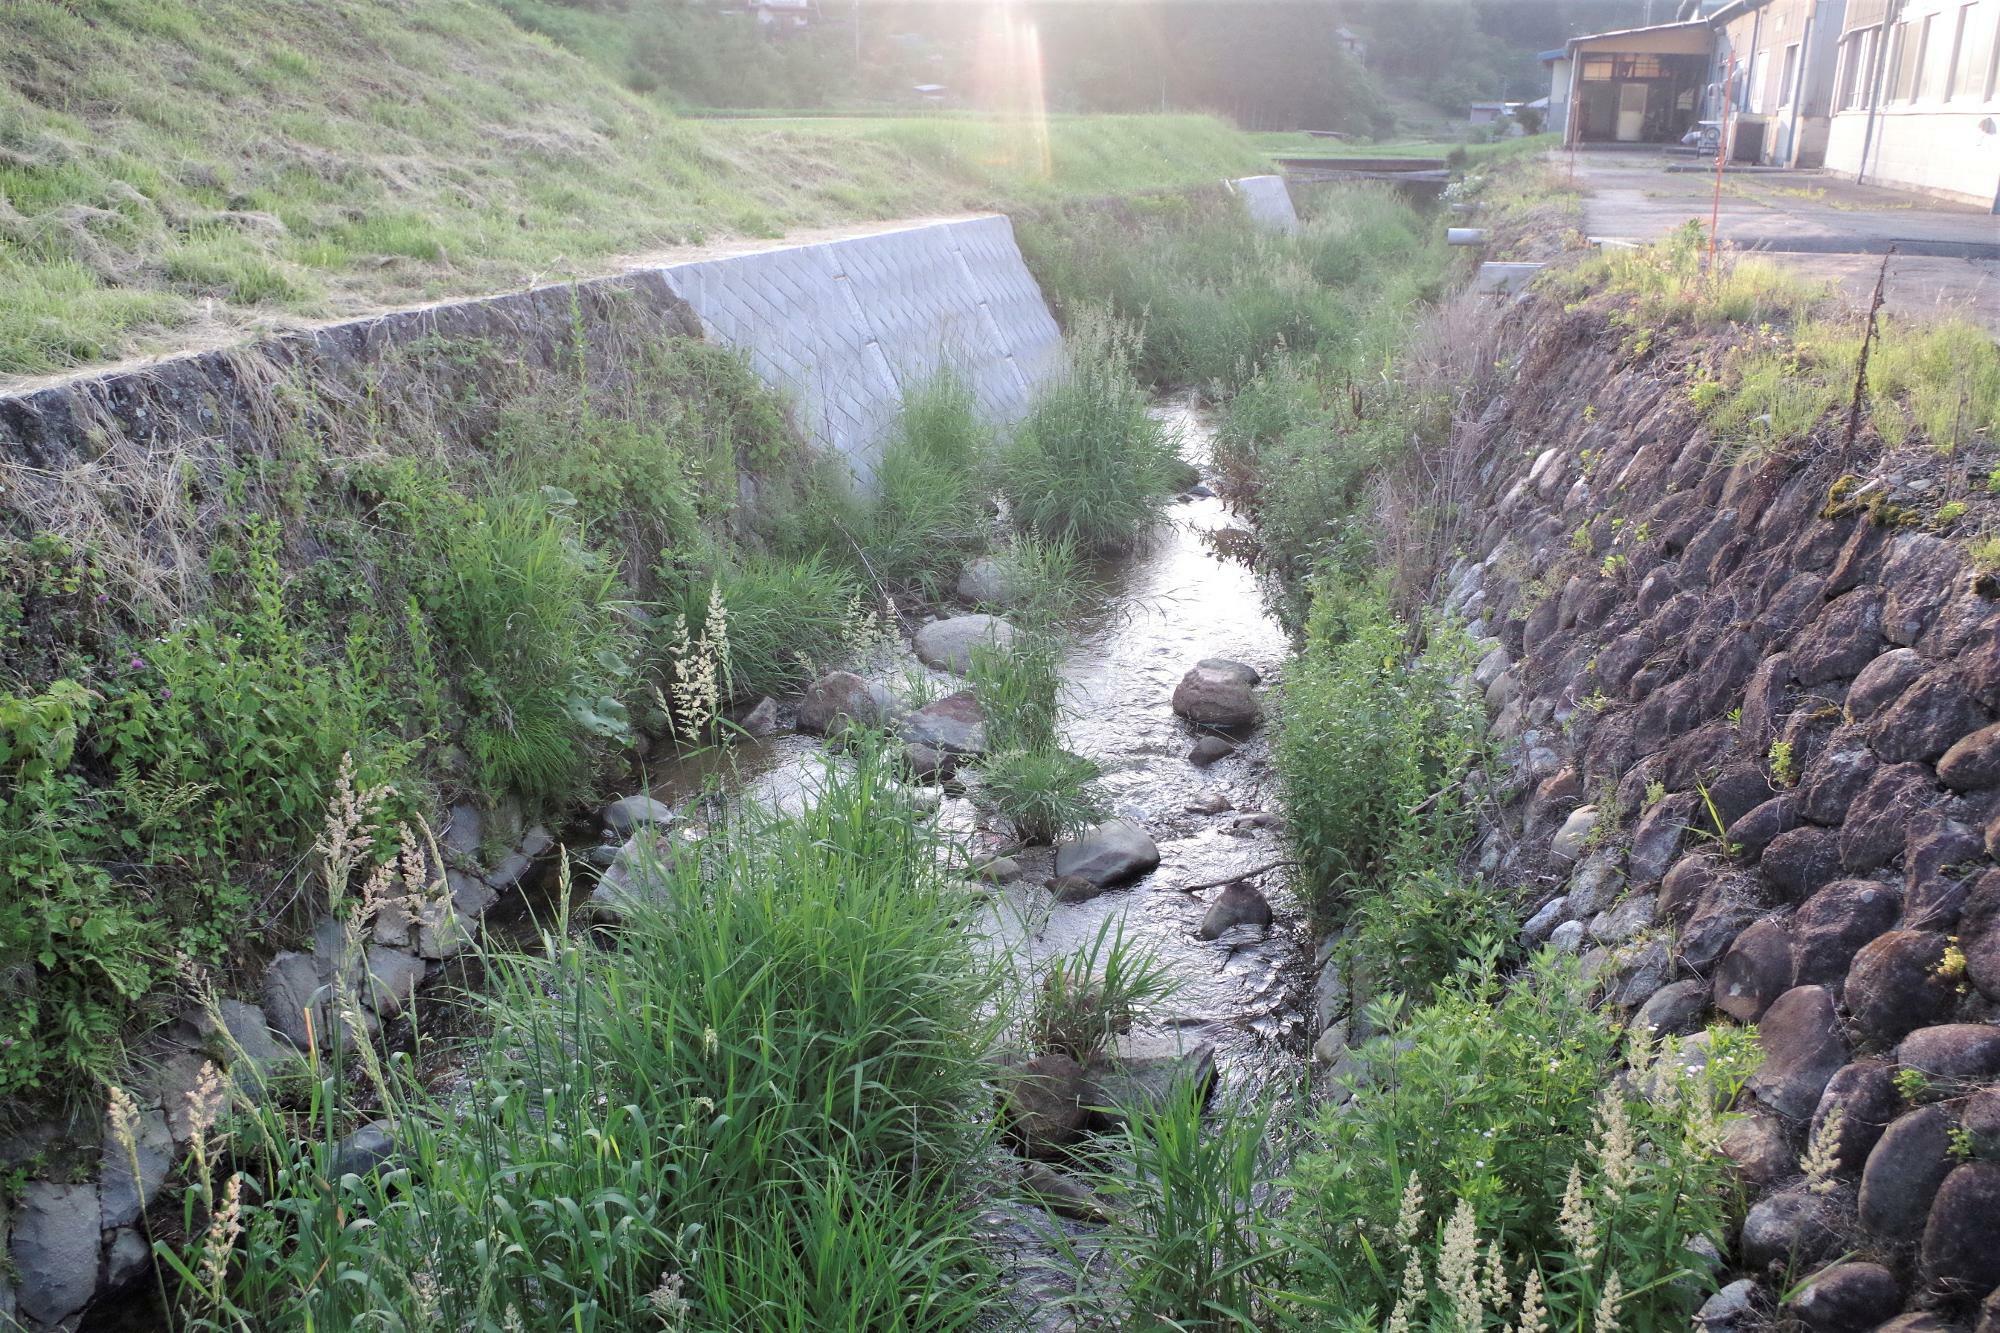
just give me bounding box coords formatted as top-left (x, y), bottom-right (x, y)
top-left (1822, 0), bottom-right (2000, 207)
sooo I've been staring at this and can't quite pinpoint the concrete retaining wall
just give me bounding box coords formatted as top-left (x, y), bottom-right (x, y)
top-left (661, 214), bottom-right (1064, 478)
top-left (1228, 174), bottom-right (1303, 235)
top-left (0, 215), bottom-right (1064, 486)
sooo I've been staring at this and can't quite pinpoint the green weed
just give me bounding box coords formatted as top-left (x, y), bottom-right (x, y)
top-left (176, 739), bottom-right (1004, 1330)
top-left (1002, 313), bottom-right (1178, 552)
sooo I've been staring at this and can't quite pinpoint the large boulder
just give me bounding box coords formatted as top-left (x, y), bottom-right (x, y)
top-left (1870, 669), bottom-right (1990, 766)
top-left (1858, 1104), bottom-right (1956, 1240)
top-left (1082, 1044), bottom-right (1217, 1130)
top-left (1839, 763), bottom-right (1938, 874)
top-left (1785, 1262), bottom-right (1901, 1333)
top-left (10, 1181), bottom-right (101, 1326)
top-left (1053, 820), bottom-right (1160, 887)
top-left (914, 614), bottom-right (1016, 674)
top-left (1939, 722), bottom-right (2000, 791)
top-left (1714, 918), bottom-right (1796, 1022)
top-left (999, 1053), bottom-right (1089, 1159)
top-left (1809, 1061), bottom-right (1900, 1178)
top-left (1920, 1162), bottom-right (2000, 1298)
top-left (1635, 978), bottom-right (1708, 1037)
top-left (1171, 660), bottom-right (1262, 730)
top-left (1722, 1113), bottom-right (1797, 1188)
top-left (1741, 1185), bottom-right (1844, 1272)
top-left (601, 794), bottom-right (673, 838)
top-left (957, 556), bottom-right (1025, 607)
top-left (1896, 1024), bottom-right (2000, 1083)
top-left (1792, 587), bottom-right (1886, 688)
top-left (1748, 985), bottom-right (1850, 1119)
top-left (1844, 930), bottom-right (1951, 1043)
top-left (898, 690), bottom-right (986, 756)
top-left (798, 670), bottom-right (895, 736)
top-left (1198, 883), bottom-right (1272, 939)
top-left (1791, 879), bottom-right (1901, 990)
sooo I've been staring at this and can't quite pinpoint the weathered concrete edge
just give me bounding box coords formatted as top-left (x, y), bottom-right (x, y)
top-left (0, 214), bottom-right (1067, 480)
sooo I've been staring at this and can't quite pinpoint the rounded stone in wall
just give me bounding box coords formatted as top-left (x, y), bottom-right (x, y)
top-left (1784, 1261), bottom-right (1901, 1333)
top-left (1714, 917), bottom-right (1796, 1023)
top-left (1747, 985), bottom-right (1851, 1120)
top-left (1809, 1060), bottom-right (1900, 1179)
top-left (1858, 1104), bottom-right (1956, 1241)
top-left (1791, 879), bottom-right (1902, 991)
top-left (1919, 1161), bottom-right (2000, 1299)
top-left (1844, 930), bottom-right (1952, 1045)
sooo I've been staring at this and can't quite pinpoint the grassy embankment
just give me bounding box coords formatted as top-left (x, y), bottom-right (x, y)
top-left (0, 0), bottom-right (1262, 381)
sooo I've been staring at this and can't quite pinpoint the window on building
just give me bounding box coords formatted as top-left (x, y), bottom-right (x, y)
top-left (1989, 11), bottom-right (2000, 99)
top-left (1947, 3), bottom-right (1986, 99)
top-left (1750, 48), bottom-right (1772, 110)
top-left (1914, 13), bottom-right (1943, 98)
top-left (1848, 24), bottom-right (1880, 105)
top-left (1885, 21), bottom-right (1914, 100)
top-left (1779, 43), bottom-right (1800, 104)
top-left (1837, 25), bottom-right (1881, 109)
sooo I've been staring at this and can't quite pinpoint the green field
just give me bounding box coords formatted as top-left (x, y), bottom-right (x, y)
top-left (0, 0), bottom-right (1263, 382)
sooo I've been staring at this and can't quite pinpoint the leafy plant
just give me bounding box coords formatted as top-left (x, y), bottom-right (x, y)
top-left (1276, 578), bottom-right (1484, 937)
top-left (1286, 948), bottom-right (1757, 1333)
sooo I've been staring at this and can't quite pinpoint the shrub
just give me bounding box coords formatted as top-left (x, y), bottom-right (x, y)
top-left (0, 530), bottom-right (406, 1095)
top-left (1286, 948), bottom-right (1758, 1333)
top-left (1002, 313), bottom-right (1178, 552)
top-left (174, 739), bottom-right (1004, 1331)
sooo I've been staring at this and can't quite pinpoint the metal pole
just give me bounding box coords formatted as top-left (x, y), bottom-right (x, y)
top-left (1856, 0), bottom-right (1905, 185)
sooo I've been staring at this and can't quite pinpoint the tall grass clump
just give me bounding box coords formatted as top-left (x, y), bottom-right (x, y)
top-left (852, 371), bottom-right (997, 595)
top-left (968, 629), bottom-right (1103, 845)
top-left (1065, 1086), bottom-right (1292, 1331)
top-left (172, 740), bottom-right (1003, 1331)
top-left (429, 490), bottom-right (631, 801)
top-left (1003, 313), bottom-right (1178, 553)
top-left (1551, 221), bottom-right (1828, 338)
top-left (1867, 317), bottom-right (2000, 451)
top-left (661, 552), bottom-right (861, 705)
top-left (1286, 948), bottom-right (1759, 1333)
top-left (1275, 578), bottom-right (1485, 948)
top-left (1019, 187), bottom-right (1438, 390)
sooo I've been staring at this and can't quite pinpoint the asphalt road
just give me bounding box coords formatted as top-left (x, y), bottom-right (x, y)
top-left (1564, 148), bottom-right (2000, 330)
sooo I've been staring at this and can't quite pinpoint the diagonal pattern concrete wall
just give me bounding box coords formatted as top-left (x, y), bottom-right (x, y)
top-left (1227, 174), bottom-right (1302, 235)
top-left (658, 214), bottom-right (1064, 480)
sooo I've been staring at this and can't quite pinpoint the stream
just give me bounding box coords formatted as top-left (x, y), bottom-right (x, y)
top-left (630, 399), bottom-right (1311, 1322)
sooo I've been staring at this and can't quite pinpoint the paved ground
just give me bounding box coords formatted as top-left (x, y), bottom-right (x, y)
top-left (1564, 148), bottom-right (2000, 330)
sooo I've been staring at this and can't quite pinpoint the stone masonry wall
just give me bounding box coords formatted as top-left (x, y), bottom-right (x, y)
top-left (1422, 300), bottom-right (2000, 1330)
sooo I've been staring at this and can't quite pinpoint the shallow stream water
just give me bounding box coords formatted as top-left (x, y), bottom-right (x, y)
top-left (620, 399), bottom-right (1313, 1321)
